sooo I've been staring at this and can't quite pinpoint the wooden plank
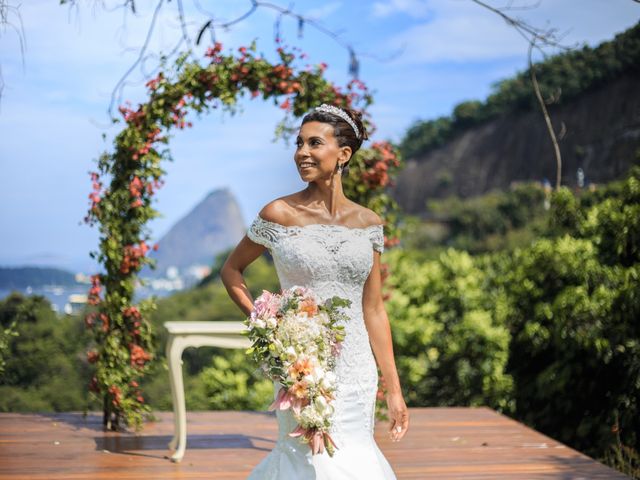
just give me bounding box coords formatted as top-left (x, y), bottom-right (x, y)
top-left (0, 408), bottom-right (627, 479)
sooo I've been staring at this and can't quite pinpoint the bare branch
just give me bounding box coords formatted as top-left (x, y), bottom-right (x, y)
top-left (109, 0), bottom-right (166, 115)
top-left (495, 0), bottom-right (542, 12)
top-left (469, 0), bottom-right (578, 189)
top-left (175, 0), bottom-right (192, 50)
top-left (469, 0), bottom-right (572, 51)
top-left (61, 0), bottom-right (401, 117)
top-left (217, 0), bottom-right (258, 29)
top-left (528, 40), bottom-right (562, 191)
top-left (0, 0), bottom-right (27, 104)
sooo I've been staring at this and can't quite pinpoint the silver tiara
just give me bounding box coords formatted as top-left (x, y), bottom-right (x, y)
top-left (314, 104), bottom-right (361, 139)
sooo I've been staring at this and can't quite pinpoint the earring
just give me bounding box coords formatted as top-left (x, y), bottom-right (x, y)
top-left (337, 163), bottom-right (343, 175)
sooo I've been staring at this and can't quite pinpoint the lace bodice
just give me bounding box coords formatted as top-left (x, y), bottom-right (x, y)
top-left (247, 213), bottom-right (384, 294)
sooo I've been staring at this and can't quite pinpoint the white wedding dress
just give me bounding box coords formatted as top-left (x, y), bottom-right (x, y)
top-left (246, 214), bottom-right (397, 480)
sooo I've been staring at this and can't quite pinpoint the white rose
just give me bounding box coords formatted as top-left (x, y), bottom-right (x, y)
top-left (314, 395), bottom-right (328, 412)
top-left (285, 346), bottom-right (297, 362)
top-left (266, 317), bottom-right (277, 329)
top-left (312, 396), bottom-right (334, 421)
top-left (300, 405), bottom-right (322, 427)
top-left (311, 367), bottom-right (325, 384)
top-left (317, 311), bottom-right (330, 325)
top-left (320, 371), bottom-right (336, 390)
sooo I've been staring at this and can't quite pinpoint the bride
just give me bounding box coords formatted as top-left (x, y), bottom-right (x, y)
top-left (221, 104), bottom-right (409, 479)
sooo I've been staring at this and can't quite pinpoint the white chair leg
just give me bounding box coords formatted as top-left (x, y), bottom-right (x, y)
top-left (167, 336), bottom-right (179, 452)
top-left (168, 339), bottom-right (187, 462)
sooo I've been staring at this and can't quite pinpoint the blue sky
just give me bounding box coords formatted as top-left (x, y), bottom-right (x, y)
top-left (1, 0), bottom-right (638, 273)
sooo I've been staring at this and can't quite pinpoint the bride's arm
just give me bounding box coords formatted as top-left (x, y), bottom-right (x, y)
top-left (363, 251), bottom-right (409, 442)
top-left (220, 236), bottom-right (266, 316)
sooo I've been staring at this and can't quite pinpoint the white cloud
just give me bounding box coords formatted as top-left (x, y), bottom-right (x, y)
top-left (386, 1), bottom-right (528, 64)
top-left (383, 0), bottom-right (640, 65)
top-left (372, 0), bottom-right (431, 19)
top-left (398, 17), bottom-right (524, 63)
top-left (305, 2), bottom-right (343, 20)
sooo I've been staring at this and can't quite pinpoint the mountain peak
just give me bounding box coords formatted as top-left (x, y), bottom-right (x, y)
top-left (142, 188), bottom-right (246, 279)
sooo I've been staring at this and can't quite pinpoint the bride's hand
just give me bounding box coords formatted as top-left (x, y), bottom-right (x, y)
top-left (386, 391), bottom-right (409, 442)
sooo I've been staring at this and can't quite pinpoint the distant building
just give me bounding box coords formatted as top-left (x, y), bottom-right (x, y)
top-left (64, 293), bottom-right (88, 315)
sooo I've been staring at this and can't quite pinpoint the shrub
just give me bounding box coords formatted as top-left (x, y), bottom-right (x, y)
top-left (386, 248), bottom-right (514, 411)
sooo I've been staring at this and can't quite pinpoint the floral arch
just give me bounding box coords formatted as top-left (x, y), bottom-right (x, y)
top-left (83, 42), bottom-right (402, 430)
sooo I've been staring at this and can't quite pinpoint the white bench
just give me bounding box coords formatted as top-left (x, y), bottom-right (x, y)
top-left (164, 321), bottom-right (251, 462)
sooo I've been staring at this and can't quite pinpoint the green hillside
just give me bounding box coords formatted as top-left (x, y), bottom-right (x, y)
top-left (400, 22), bottom-right (640, 160)
top-left (0, 266), bottom-right (79, 288)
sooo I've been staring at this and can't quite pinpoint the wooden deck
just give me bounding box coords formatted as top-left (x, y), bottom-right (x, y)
top-left (0, 408), bottom-right (626, 479)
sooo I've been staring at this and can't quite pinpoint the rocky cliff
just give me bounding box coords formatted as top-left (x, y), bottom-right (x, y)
top-left (391, 72), bottom-right (640, 214)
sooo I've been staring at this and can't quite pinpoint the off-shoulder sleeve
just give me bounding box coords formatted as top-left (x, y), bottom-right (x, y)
top-left (247, 215), bottom-right (282, 250)
top-left (369, 225), bottom-right (385, 254)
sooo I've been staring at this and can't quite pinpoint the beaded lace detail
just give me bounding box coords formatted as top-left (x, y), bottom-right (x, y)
top-left (247, 214), bottom-right (384, 445)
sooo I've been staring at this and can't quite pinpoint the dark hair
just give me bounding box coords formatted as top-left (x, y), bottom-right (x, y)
top-left (301, 106), bottom-right (368, 175)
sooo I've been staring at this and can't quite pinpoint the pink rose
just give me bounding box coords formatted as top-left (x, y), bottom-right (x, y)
top-left (253, 290), bottom-right (280, 318)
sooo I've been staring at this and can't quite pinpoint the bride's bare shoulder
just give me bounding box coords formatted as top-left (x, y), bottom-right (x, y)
top-left (258, 195), bottom-right (298, 225)
top-left (351, 204), bottom-right (384, 228)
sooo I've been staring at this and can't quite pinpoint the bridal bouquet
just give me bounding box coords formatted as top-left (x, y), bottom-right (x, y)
top-left (245, 285), bottom-right (350, 456)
